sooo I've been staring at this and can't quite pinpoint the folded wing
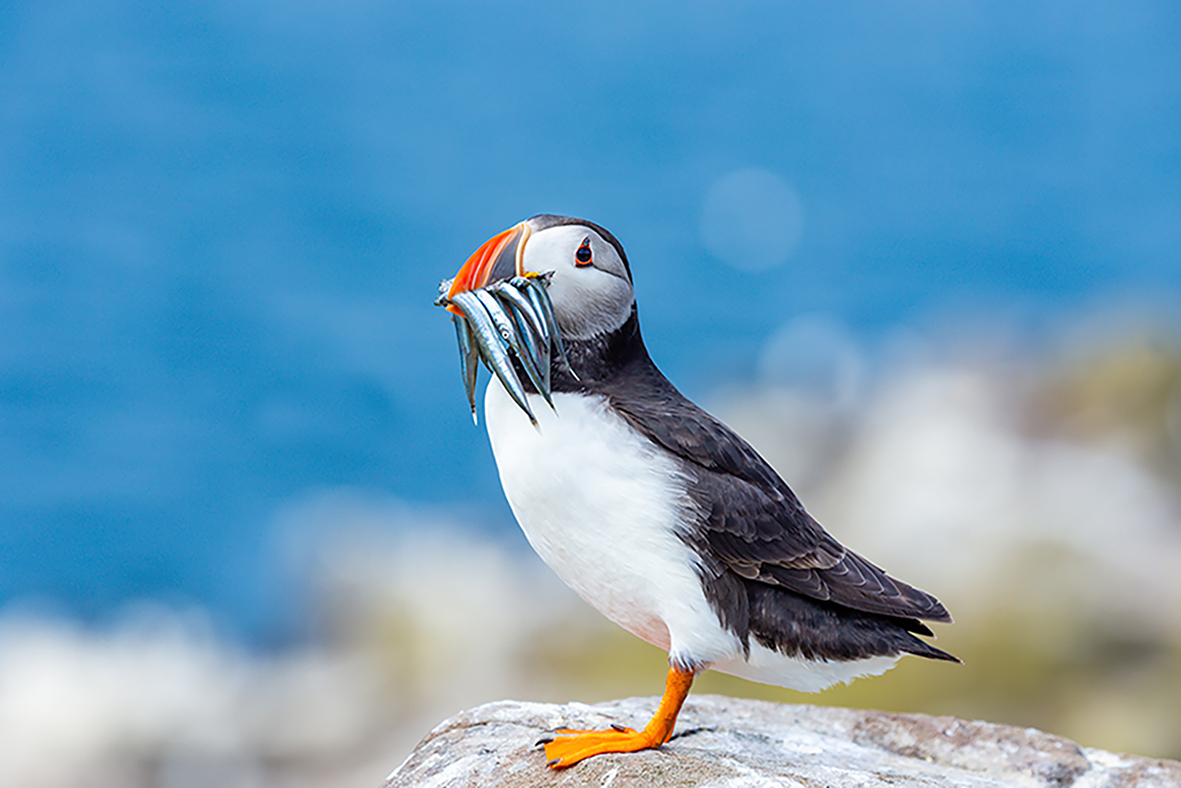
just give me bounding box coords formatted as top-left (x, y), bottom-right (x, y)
top-left (600, 361), bottom-right (951, 625)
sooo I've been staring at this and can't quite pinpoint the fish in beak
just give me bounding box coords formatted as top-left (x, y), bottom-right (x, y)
top-left (435, 221), bottom-right (574, 426)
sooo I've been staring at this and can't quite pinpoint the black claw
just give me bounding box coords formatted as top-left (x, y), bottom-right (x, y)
top-left (535, 736), bottom-right (554, 746)
top-left (611, 723), bottom-right (628, 732)
top-left (547, 758), bottom-right (561, 768)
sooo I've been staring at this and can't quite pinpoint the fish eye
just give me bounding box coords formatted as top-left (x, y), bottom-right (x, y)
top-left (575, 237), bottom-right (593, 266)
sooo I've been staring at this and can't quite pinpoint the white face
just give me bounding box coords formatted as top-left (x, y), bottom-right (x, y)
top-left (521, 223), bottom-right (634, 340)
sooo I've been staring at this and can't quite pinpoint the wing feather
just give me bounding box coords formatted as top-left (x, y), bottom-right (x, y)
top-left (598, 362), bottom-right (951, 624)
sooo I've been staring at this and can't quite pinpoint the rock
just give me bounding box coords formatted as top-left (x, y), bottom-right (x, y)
top-left (383, 695), bottom-right (1181, 787)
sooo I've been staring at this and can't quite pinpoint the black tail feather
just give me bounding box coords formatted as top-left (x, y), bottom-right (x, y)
top-left (746, 581), bottom-right (960, 664)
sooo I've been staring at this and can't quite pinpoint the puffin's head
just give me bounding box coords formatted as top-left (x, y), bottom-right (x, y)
top-left (446, 214), bottom-right (634, 340)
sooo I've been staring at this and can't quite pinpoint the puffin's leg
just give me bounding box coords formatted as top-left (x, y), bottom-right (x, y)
top-left (542, 665), bottom-right (695, 769)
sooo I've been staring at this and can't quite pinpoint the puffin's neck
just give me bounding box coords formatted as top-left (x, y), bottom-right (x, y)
top-left (551, 307), bottom-right (650, 393)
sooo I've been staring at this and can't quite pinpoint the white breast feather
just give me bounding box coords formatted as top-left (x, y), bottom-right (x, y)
top-left (485, 381), bottom-right (741, 666)
top-left (483, 378), bottom-right (906, 689)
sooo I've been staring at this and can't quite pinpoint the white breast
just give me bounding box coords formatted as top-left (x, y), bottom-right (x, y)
top-left (483, 378), bottom-right (909, 691)
top-left (484, 379), bottom-right (743, 667)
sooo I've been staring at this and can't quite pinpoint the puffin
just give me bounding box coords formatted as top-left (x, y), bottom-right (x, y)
top-left (438, 214), bottom-right (957, 769)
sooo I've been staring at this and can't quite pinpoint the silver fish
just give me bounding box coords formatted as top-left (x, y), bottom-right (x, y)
top-left (449, 290), bottom-right (536, 425)
top-left (489, 281), bottom-right (553, 402)
top-left (439, 273), bottom-right (577, 425)
top-left (490, 281), bottom-right (546, 344)
top-left (472, 290), bottom-right (551, 412)
top-left (521, 275), bottom-right (576, 380)
top-left (452, 314), bottom-right (480, 423)
top-left (508, 276), bottom-right (551, 366)
top-left (503, 298), bottom-right (553, 409)
top-left (434, 277), bottom-right (455, 306)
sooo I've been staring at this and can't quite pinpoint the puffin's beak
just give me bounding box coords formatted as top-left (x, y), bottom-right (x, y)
top-left (445, 222), bottom-right (531, 316)
top-left (436, 219), bottom-right (574, 428)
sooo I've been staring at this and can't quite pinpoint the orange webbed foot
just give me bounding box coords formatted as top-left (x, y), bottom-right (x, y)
top-left (542, 725), bottom-right (660, 768)
top-left (539, 666), bottom-right (695, 769)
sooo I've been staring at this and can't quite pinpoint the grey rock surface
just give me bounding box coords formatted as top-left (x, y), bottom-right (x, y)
top-left (383, 695), bottom-right (1181, 787)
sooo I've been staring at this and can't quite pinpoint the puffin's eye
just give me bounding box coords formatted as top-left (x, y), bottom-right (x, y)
top-left (575, 238), bottom-right (593, 267)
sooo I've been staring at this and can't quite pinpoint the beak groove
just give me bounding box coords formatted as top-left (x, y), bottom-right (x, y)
top-left (445, 222), bottom-right (531, 314)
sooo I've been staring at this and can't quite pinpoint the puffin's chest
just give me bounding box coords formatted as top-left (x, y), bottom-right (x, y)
top-left (483, 382), bottom-right (702, 647)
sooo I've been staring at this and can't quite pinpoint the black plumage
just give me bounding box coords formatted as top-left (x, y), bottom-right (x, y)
top-left (548, 286), bottom-right (957, 666)
top-left (445, 214), bottom-right (958, 769)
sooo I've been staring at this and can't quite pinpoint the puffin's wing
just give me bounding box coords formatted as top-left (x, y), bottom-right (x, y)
top-left (603, 367), bottom-right (951, 624)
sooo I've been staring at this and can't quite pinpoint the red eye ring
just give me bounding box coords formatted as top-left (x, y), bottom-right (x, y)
top-left (575, 238), bottom-right (593, 267)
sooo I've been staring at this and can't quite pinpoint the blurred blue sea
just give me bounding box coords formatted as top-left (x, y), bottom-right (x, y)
top-left (2, 1), bottom-right (1179, 643)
